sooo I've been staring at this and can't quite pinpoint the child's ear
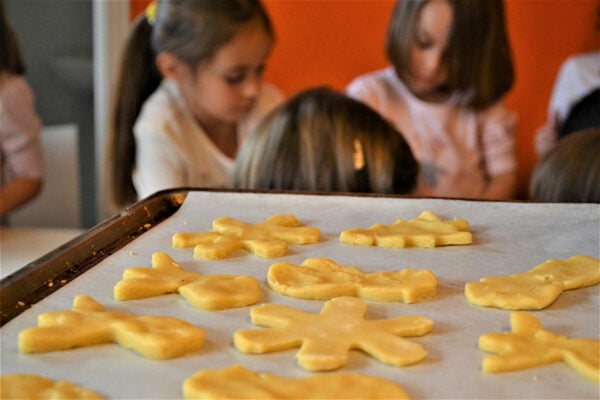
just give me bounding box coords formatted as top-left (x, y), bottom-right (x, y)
top-left (156, 52), bottom-right (188, 81)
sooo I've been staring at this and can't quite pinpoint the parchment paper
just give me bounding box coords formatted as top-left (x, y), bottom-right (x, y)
top-left (1, 191), bottom-right (599, 399)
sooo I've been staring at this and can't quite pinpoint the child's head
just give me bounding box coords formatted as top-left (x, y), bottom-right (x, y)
top-left (386, 0), bottom-right (514, 109)
top-left (109, 0), bottom-right (274, 210)
top-left (152, 0), bottom-right (275, 124)
top-left (234, 87), bottom-right (419, 194)
top-left (529, 128), bottom-right (600, 203)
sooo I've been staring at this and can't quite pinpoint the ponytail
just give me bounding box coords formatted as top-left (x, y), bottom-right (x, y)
top-left (107, 14), bottom-right (161, 210)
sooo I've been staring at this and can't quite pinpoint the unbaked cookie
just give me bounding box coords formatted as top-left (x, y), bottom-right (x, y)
top-left (182, 364), bottom-right (410, 399)
top-left (479, 312), bottom-right (599, 383)
top-left (233, 296), bottom-right (433, 371)
top-left (114, 252), bottom-right (261, 310)
top-left (465, 255), bottom-right (600, 310)
top-left (19, 295), bottom-right (205, 360)
top-left (268, 257), bottom-right (438, 303)
top-left (173, 214), bottom-right (321, 259)
top-left (340, 211), bottom-right (472, 248)
top-left (0, 374), bottom-right (103, 399)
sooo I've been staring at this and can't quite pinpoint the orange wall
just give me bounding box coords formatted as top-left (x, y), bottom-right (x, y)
top-left (130, 0), bottom-right (599, 198)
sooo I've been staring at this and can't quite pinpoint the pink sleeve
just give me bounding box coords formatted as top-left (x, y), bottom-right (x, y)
top-left (479, 100), bottom-right (518, 176)
top-left (0, 76), bottom-right (44, 180)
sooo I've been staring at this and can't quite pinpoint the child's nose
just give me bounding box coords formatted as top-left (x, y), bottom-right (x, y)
top-left (242, 74), bottom-right (261, 99)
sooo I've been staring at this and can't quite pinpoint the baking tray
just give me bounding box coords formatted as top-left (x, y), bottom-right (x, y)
top-left (1, 189), bottom-right (598, 399)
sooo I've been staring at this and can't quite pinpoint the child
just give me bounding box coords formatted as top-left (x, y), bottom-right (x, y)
top-left (107, 0), bottom-right (283, 211)
top-left (233, 87), bottom-right (418, 194)
top-left (534, 51), bottom-right (600, 159)
top-left (347, 0), bottom-right (517, 200)
top-left (529, 128), bottom-right (600, 203)
top-left (0, 0), bottom-right (44, 223)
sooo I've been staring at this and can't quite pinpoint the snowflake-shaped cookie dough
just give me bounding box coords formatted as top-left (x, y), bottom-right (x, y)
top-left (114, 252), bottom-right (261, 310)
top-left (465, 255), bottom-right (600, 310)
top-left (268, 258), bottom-right (438, 303)
top-left (480, 312), bottom-right (599, 383)
top-left (183, 364), bottom-right (410, 399)
top-left (19, 295), bottom-right (205, 360)
top-left (233, 296), bottom-right (433, 371)
top-left (339, 210), bottom-right (472, 248)
top-left (173, 214), bottom-right (321, 259)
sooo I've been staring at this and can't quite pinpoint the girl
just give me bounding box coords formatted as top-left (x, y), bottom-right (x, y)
top-left (0, 0), bottom-right (44, 222)
top-left (234, 87), bottom-right (418, 194)
top-left (107, 0), bottom-right (283, 212)
top-left (347, 0), bottom-right (517, 200)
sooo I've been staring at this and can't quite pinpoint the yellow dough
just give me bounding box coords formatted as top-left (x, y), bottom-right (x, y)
top-left (340, 210), bottom-right (472, 248)
top-left (479, 312), bottom-right (600, 383)
top-left (465, 255), bottom-right (600, 310)
top-left (173, 214), bottom-right (321, 259)
top-left (268, 258), bottom-right (438, 303)
top-left (182, 364), bottom-right (410, 399)
top-left (233, 296), bottom-right (433, 371)
top-left (114, 252), bottom-right (261, 310)
top-left (0, 374), bottom-right (103, 399)
top-left (19, 295), bottom-right (205, 360)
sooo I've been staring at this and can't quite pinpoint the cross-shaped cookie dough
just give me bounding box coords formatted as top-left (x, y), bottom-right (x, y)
top-left (480, 312), bottom-right (599, 383)
top-left (233, 296), bottom-right (433, 371)
top-left (173, 214), bottom-right (321, 259)
top-left (19, 295), bottom-right (205, 360)
top-left (114, 252), bottom-right (262, 310)
top-left (268, 257), bottom-right (438, 303)
top-left (340, 210), bottom-right (472, 248)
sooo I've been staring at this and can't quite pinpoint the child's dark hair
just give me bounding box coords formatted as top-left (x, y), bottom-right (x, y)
top-left (234, 87), bottom-right (419, 194)
top-left (386, 0), bottom-right (514, 110)
top-left (530, 128), bottom-right (600, 203)
top-left (0, 0), bottom-right (25, 74)
top-left (107, 0), bottom-right (274, 210)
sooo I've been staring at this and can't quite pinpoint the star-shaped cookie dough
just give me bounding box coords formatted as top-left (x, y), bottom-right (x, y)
top-left (465, 255), bottom-right (600, 310)
top-left (340, 211), bottom-right (472, 248)
top-left (19, 295), bottom-right (205, 360)
top-left (173, 214), bottom-right (321, 259)
top-left (114, 252), bottom-right (261, 310)
top-left (479, 312), bottom-right (599, 383)
top-left (268, 257), bottom-right (438, 303)
top-left (182, 364), bottom-right (410, 399)
top-left (233, 296), bottom-right (433, 371)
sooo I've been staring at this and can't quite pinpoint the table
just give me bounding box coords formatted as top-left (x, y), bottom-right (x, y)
top-left (0, 227), bottom-right (83, 279)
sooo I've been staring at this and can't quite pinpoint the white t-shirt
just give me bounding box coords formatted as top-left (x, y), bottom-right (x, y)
top-left (347, 67), bottom-right (517, 199)
top-left (132, 79), bottom-right (283, 200)
top-left (534, 51), bottom-right (600, 158)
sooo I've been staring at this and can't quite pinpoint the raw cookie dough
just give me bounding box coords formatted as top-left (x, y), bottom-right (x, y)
top-left (340, 210), bottom-right (472, 248)
top-left (479, 312), bottom-right (600, 383)
top-left (173, 214), bottom-right (321, 259)
top-left (0, 374), bottom-right (103, 399)
top-left (233, 296), bottom-right (433, 371)
top-left (114, 252), bottom-right (261, 310)
top-left (19, 295), bottom-right (205, 360)
top-left (268, 258), bottom-right (438, 303)
top-left (182, 364), bottom-right (410, 399)
top-left (465, 255), bottom-right (600, 310)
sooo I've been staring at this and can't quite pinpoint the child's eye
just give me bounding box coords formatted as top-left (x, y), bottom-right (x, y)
top-left (415, 37), bottom-right (432, 50)
top-left (225, 74), bottom-right (246, 86)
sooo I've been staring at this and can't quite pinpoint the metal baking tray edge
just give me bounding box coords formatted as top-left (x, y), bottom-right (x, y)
top-left (0, 189), bottom-right (187, 326)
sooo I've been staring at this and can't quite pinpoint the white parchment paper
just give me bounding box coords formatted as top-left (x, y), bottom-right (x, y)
top-left (1, 191), bottom-right (599, 399)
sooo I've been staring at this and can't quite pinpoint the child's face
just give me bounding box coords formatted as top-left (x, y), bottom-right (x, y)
top-left (180, 22), bottom-right (273, 127)
top-left (405, 0), bottom-right (452, 99)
